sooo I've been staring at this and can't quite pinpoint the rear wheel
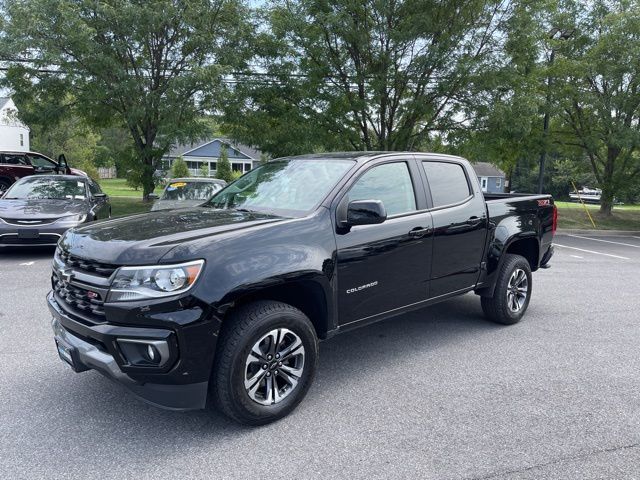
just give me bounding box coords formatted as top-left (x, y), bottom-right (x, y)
top-left (481, 254), bottom-right (532, 325)
top-left (211, 300), bottom-right (319, 425)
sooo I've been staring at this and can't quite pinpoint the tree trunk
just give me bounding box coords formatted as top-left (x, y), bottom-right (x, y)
top-left (599, 146), bottom-right (618, 216)
top-left (141, 159), bottom-right (155, 201)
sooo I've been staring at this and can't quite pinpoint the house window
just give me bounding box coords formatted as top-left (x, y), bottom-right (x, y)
top-left (19, 134), bottom-right (24, 146)
top-left (231, 162), bottom-right (244, 172)
top-left (480, 177), bottom-right (488, 192)
top-left (244, 163), bottom-right (251, 172)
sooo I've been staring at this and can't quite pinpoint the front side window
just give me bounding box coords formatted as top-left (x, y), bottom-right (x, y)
top-left (347, 162), bottom-right (417, 217)
top-left (27, 154), bottom-right (57, 169)
top-left (208, 159), bottom-right (354, 216)
top-left (423, 162), bottom-right (471, 207)
top-left (5, 177), bottom-right (86, 200)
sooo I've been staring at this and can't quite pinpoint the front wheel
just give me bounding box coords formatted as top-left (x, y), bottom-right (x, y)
top-left (211, 300), bottom-right (319, 425)
top-left (481, 254), bottom-right (532, 325)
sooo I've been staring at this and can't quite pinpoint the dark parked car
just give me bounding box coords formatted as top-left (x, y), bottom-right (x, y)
top-left (0, 175), bottom-right (110, 247)
top-left (48, 152), bottom-right (555, 425)
top-left (150, 177), bottom-right (226, 211)
top-left (0, 151), bottom-right (85, 195)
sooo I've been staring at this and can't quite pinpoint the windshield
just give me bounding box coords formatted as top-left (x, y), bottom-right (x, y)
top-left (5, 177), bottom-right (86, 200)
top-left (207, 159), bottom-right (354, 216)
top-left (161, 181), bottom-right (223, 201)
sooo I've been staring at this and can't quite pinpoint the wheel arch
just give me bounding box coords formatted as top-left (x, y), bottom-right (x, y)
top-left (216, 276), bottom-right (334, 340)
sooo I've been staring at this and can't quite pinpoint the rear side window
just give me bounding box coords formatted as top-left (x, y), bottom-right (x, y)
top-left (1, 153), bottom-right (28, 165)
top-left (348, 162), bottom-right (416, 216)
top-left (422, 161), bottom-right (471, 207)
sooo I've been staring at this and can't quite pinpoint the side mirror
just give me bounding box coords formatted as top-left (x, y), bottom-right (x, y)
top-left (93, 193), bottom-right (107, 199)
top-left (343, 200), bottom-right (387, 227)
top-left (148, 193), bottom-right (159, 200)
top-left (57, 154), bottom-right (69, 173)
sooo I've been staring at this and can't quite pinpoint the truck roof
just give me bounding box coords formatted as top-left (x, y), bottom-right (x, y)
top-left (277, 151), bottom-right (466, 163)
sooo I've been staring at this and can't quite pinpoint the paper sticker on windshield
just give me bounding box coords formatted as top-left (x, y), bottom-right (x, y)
top-left (77, 182), bottom-right (84, 187)
top-left (169, 182), bottom-right (187, 188)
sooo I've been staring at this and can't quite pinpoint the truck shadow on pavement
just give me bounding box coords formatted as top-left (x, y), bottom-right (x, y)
top-left (38, 293), bottom-right (505, 447)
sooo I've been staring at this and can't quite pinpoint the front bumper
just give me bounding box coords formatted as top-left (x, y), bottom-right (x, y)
top-left (0, 225), bottom-right (68, 246)
top-left (48, 292), bottom-right (210, 410)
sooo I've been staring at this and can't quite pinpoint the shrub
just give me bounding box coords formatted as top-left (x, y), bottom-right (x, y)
top-left (171, 157), bottom-right (190, 178)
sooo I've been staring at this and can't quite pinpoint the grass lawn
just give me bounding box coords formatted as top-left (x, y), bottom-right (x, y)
top-left (99, 178), bottom-right (142, 197)
top-left (109, 196), bottom-right (152, 217)
top-left (556, 201), bottom-right (640, 231)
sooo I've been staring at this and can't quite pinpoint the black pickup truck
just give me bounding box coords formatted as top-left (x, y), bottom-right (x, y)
top-left (48, 152), bottom-right (556, 425)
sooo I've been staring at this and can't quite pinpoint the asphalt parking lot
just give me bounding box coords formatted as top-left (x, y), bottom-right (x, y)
top-left (1, 233), bottom-right (640, 479)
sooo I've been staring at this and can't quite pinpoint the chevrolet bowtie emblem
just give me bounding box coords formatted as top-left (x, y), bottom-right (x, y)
top-left (61, 269), bottom-right (74, 284)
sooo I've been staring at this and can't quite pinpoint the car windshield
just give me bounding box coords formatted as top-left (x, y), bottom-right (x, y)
top-left (4, 177), bottom-right (86, 200)
top-left (206, 159), bottom-right (355, 216)
top-left (161, 181), bottom-right (223, 201)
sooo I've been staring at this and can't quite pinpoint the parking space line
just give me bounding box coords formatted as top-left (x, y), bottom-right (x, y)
top-left (570, 255), bottom-right (583, 259)
top-left (555, 244), bottom-right (630, 260)
top-left (565, 234), bottom-right (640, 248)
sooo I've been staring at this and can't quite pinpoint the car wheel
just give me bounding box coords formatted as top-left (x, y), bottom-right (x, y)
top-left (481, 254), bottom-right (532, 325)
top-left (211, 300), bottom-right (318, 425)
top-left (0, 179), bottom-right (11, 196)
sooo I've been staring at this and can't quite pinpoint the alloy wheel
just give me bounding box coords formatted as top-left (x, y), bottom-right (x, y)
top-left (506, 268), bottom-right (528, 313)
top-left (244, 328), bottom-right (305, 406)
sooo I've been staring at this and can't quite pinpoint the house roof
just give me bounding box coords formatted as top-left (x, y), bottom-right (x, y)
top-left (0, 97), bottom-right (11, 110)
top-left (472, 162), bottom-right (505, 177)
top-left (166, 138), bottom-right (262, 160)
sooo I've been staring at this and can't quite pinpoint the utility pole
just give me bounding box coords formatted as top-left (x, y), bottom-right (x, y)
top-left (537, 49), bottom-right (554, 194)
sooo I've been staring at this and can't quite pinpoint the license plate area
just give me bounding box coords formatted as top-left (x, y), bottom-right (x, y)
top-left (18, 229), bottom-right (40, 239)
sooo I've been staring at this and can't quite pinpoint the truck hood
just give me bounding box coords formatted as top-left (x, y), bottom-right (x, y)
top-left (59, 207), bottom-right (285, 265)
top-left (0, 198), bottom-right (88, 220)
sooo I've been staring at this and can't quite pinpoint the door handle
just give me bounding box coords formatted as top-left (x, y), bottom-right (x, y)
top-left (465, 217), bottom-right (483, 227)
top-left (408, 227), bottom-right (432, 238)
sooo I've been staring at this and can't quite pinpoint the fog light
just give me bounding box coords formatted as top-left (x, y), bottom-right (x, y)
top-left (117, 338), bottom-right (170, 367)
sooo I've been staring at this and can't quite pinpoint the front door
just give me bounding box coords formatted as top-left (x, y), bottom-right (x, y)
top-left (335, 159), bottom-right (433, 327)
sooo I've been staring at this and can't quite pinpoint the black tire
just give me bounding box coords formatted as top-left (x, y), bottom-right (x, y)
top-left (481, 254), bottom-right (532, 325)
top-left (211, 300), bottom-right (319, 425)
top-left (0, 179), bottom-right (11, 196)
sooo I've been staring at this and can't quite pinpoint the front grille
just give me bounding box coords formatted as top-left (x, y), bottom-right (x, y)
top-left (57, 250), bottom-right (117, 277)
top-left (0, 234), bottom-right (60, 245)
top-left (1, 217), bottom-right (56, 226)
top-left (52, 249), bottom-right (117, 323)
top-left (52, 275), bottom-right (106, 319)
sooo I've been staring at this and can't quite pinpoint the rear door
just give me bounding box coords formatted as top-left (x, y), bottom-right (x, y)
top-left (420, 159), bottom-right (488, 298)
top-left (335, 157), bottom-right (434, 327)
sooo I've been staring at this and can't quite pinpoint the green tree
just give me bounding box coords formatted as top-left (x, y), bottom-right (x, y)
top-left (171, 157), bottom-right (190, 178)
top-left (552, 0), bottom-right (640, 215)
top-left (223, 0), bottom-right (512, 156)
top-left (199, 163), bottom-right (210, 178)
top-left (2, 0), bottom-right (250, 199)
top-left (216, 146), bottom-right (233, 182)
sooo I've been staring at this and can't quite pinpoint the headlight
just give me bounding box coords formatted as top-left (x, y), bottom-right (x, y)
top-left (107, 260), bottom-right (205, 302)
top-left (56, 214), bottom-right (87, 225)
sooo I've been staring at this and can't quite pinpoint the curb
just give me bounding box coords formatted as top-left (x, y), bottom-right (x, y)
top-left (556, 229), bottom-right (640, 236)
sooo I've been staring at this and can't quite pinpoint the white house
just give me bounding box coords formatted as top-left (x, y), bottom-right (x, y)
top-left (162, 138), bottom-right (263, 177)
top-left (0, 97), bottom-right (30, 152)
